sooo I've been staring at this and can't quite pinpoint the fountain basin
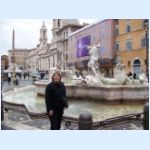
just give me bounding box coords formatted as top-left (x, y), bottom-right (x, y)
top-left (34, 81), bottom-right (149, 101)
top-left (2, 86), bottom-right (145, 122)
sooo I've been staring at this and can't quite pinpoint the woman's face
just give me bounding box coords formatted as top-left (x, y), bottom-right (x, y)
top-left (53, 74), bottom-right (61, 82)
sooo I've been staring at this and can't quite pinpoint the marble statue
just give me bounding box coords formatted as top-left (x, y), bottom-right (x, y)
top-left (87, 43), bottom-right (101, 76)
top-left (78, 60), bottom-right (148, 87)
top-left (100, 61), bottom-right (132, 85)
top-left (48, 50), bottom-right (148, 87)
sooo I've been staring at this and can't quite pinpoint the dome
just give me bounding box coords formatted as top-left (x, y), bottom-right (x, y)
top-left (61, 19), bottom-right (80, 27)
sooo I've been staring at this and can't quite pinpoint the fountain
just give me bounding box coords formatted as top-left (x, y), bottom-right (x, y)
top-left (2, 43), bottom-right (149, 124)
top-left (34, 43), bottom-right (149, 101)
top-left (2, 86), bottom-right (145, 122)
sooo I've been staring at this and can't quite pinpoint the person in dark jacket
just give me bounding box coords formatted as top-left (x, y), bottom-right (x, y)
top-left (45, 71), bottom-right (68, 130)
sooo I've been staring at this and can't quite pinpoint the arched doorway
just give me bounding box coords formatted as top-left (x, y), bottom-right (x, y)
top-left (133, 59), bottom-right (141, 78)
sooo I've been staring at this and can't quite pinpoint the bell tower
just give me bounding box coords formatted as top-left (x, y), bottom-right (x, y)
top-left (39, 22), bottom-right (47, 46)
top-left (51, 19), bottom-right (61, 43)
top-left (53, 19), bottom-right (61, 31)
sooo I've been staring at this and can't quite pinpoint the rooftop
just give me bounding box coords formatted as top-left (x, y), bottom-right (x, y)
top-left (68, 19), bottom-right (106, 37)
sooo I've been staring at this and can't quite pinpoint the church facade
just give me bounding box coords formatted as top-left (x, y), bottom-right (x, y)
top-left (26, 19), bottom-right (84, 73)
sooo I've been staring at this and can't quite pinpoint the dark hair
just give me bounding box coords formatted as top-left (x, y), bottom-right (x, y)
top-left (52, 71), bottom-right (61, 82)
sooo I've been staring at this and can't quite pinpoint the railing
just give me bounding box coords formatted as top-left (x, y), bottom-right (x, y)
top-left (63, 112), bottom-right (144, 130)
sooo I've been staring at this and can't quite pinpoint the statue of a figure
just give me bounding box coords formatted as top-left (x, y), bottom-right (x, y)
top-left (138, 70), bottom-right (148, 84)
top-left (56, 61), bottom-right (61, 71)
top-left (87, 42), bottom-right (101, 76)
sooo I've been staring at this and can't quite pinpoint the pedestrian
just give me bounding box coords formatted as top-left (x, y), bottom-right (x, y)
top-left (45, 71), bottom-right (68, 130)
top-left (133, 73), bottom-right (136, 79)
top-left (27, 72), bottom-right (30, 78)
top-left (23, 72), bottom-right (26, 79)
top-left (19, 73), bottom-right (22, 79)
top-left (7, 72), bottom-right (11, 85)
top-left (40, 72), bottom-right (43, 79)
top-left (128, 72), bottom-right (132, 77)
top-left (1, 76), bottom-right (4, 121)
top-left (128, 72), bottom-right (133, 79)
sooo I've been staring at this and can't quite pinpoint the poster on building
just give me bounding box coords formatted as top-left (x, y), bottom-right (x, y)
top-left (77, 35), bottom-right (91, 57)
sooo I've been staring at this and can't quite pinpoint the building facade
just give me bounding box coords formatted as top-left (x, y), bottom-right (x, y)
top-left (25, 48), bottom-right (38, 73)
top-left (51, 19), bottom-right (84, 70)
top-left (26, 22), bottom-right (49, 73)
top-left (8, 49), bottom-right (31, 71)
top-left (115, 19), bottom-right (149, 77)
top-left (67, 19), bottom-right (116, 77)
top-left (26, 19), bottom-right (84, 73)
top-left (1, 55), bottom-right (9, 71)
top-left (36, 22), bottom-right (49, 72)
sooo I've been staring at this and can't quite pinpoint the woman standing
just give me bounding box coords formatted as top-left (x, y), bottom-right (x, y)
top-left (45, 71), bottom-right (68, 130)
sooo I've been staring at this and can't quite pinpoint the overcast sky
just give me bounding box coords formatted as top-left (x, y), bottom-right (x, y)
top-left (0, 19), bottom-right (96, 56)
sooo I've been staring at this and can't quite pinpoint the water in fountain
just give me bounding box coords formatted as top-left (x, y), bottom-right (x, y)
top-left (3, 86), bottom-right (144, 121)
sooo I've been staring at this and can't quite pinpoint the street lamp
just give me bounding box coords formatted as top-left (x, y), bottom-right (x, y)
top-left (144, 19), bottom-right (149, 80)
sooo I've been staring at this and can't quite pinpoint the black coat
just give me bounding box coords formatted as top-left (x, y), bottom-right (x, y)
top-left (45, 81), bottom-right (67, 113)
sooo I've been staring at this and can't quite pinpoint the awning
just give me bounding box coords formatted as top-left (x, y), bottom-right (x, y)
top-left (99, 58), bottom-right (115, 67)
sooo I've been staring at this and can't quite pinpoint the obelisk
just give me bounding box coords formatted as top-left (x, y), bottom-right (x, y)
top-left (12, 28), bottom-right (16, 83)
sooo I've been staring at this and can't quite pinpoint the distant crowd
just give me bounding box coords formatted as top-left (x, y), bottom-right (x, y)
top-left (1, 71), bottom-right (50, 85)
top-left (1, 72), bottom-right (30, 85)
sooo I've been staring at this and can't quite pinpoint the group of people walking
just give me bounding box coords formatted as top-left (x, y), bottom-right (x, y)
top-left (3, 72), bottom-right (30, 85)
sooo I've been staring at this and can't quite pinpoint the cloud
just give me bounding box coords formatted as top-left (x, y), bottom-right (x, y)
top-left (0, 19), bottom-right (96, 55)
top-left (0, 19), bottom-right (52, 55)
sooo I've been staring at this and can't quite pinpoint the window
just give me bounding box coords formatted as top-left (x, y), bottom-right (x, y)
top-left (43, 31), bottom-right (46, 38)
top-left (126, 25), bottom-right (131, 32)
top-left (141, 37), bottom-right (149, 48)
top-left (92, 36), bottom-right (96, 42)
top-left (66, 30), bottom-right (68, 36)
top-left (142, 20), bottom-right (145, 29)
top-left (63, 31), bottom-right (65, 38)
top-left (126, 40), bottom-right (132, 50)
top-left (58, 19), bottom-right (60, 27)
top-left (133, 59), bottom-right (141, 78)
top-left (115, 19), bottom-right (119, 25)
top-left (142, 19), bottom-right (149, 29)
top-left (115, 42), bottom-right (120, 51)
top-left (115, 25), bottom-right (119, 35)
top-left (141, 38), bottom-right (146, 48)
top-left (115, 55), bottom-right (121, 64)
top-left (115, 28), bottom-right (119, 35)
top-left (66, 54), bottom-right (68, 61)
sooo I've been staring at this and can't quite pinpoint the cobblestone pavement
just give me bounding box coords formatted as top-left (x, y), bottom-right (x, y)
top-left (2, 110), bottom-right (68, 130)
top-left (2, 78), bottom-right (33, 92)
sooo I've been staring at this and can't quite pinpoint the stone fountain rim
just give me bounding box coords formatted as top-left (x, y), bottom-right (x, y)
top-left (2, 85), bottom-right (146, 123)
top-left (34, 80), bottom-right (149, 88)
